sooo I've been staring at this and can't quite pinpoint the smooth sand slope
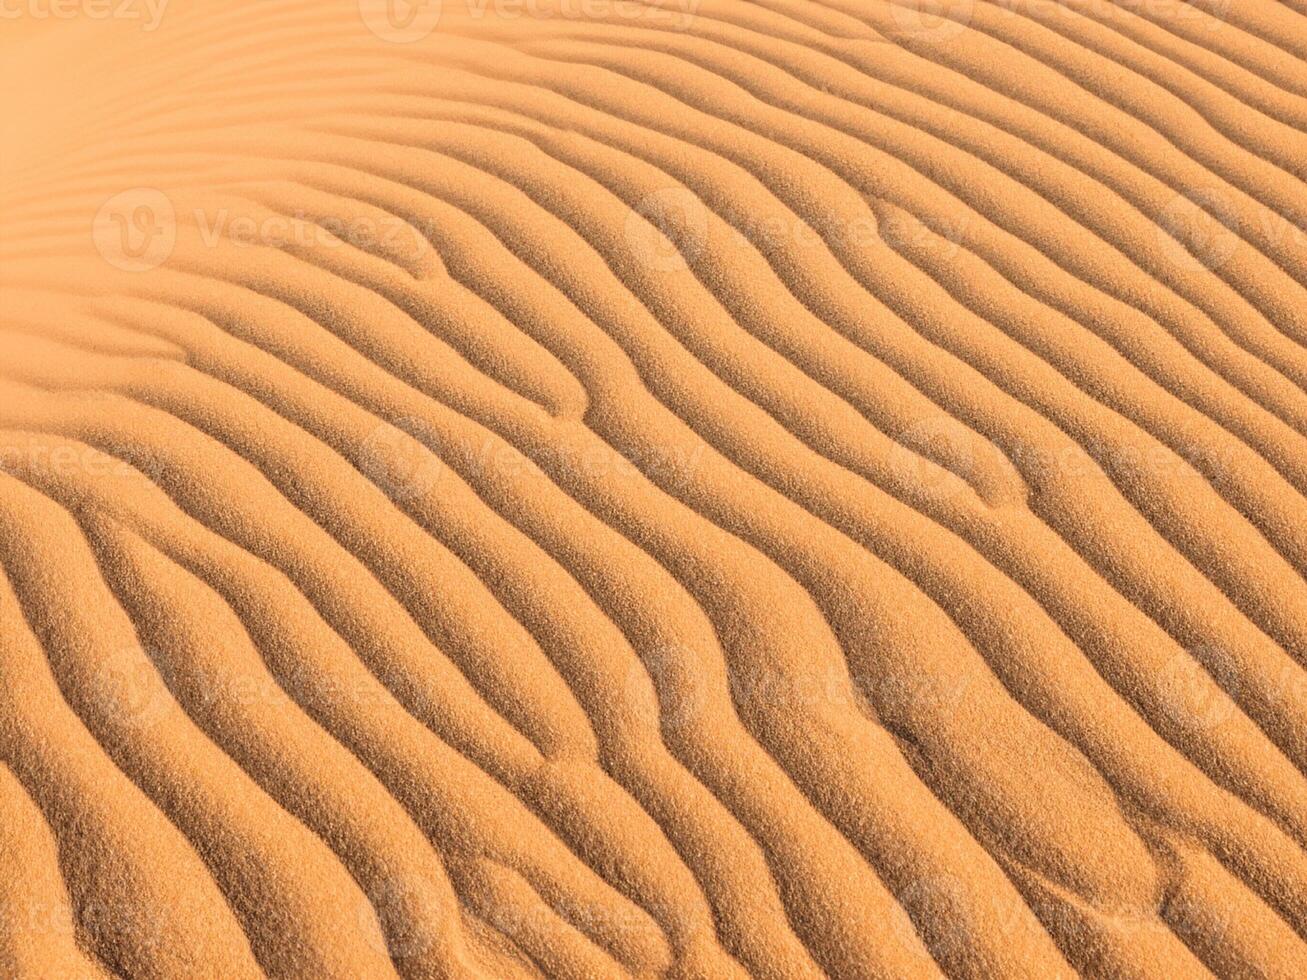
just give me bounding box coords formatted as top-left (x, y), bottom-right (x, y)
top-left (2, 0), bottom-right (1307, 976)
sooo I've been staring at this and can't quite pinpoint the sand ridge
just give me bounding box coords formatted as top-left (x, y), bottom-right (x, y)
top-left (1, 0), bottom-right (1307, 976)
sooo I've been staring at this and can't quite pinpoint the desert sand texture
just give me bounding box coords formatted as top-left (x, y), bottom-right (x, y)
top-left (3, 0), bottom-right (1307, 977)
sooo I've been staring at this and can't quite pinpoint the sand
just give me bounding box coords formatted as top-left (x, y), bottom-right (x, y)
top-left (1, 0), bottom-right (1306, 976)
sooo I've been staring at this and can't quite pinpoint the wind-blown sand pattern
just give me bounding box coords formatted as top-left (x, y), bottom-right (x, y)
top-left (1, 0), bottom-right (1306, 976)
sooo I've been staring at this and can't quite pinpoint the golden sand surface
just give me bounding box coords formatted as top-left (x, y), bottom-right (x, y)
top-left (2, 1), bottom-right (1307, 976)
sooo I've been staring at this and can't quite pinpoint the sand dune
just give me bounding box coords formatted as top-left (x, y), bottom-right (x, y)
top-left (1, 0), bottom-right (1306, 976)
